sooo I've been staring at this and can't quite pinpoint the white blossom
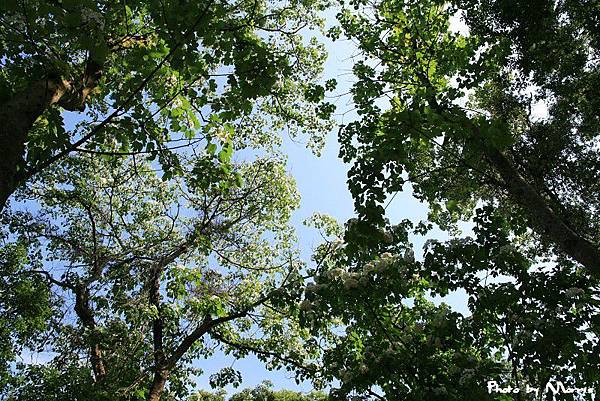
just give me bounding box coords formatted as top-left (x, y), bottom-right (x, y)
top-left (565, 287), bottom-right (584, 298)
top-left (403, 248), bottom-right (415, 263)
top-left (363, 262), bottom-right (376, 274)
top-left (300, 299), bottom-right (312, 311)
top-left (343, 277), bottom-right (359, 290)
top-left (328, 268), bottom-right (345, 279)
top-left (81, 8), bottom-right (105, 30)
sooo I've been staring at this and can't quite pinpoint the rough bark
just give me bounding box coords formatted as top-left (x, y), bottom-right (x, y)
top-left (74, 285), bottom-right (107, 381)
top-left (477, 134), bottom-right (600, 274)
top-left (423, 84), bottom-right (600, 274)
top-left (148, 260), bottom-right (167, 401)
top-left (0, 79), bottom-right (64, 209)
top-left (145, 312), bottom-right (251, 401)
top-left (148, 369), bottom-right (170, 401)
top-left (0, 62), bottom-right (101, 211)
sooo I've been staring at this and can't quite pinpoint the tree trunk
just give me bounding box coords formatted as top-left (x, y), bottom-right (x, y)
top-left (472, 124), bottom-right (600, 274)
top-left (148, 369), bottom-right (170, 401)
top-left (74, 285), bottom-right (107, 381)
top-left (0, 79), bottom-right (69, 210)
top-left (148, 261), bottom-right (167, 401)
top-left (423, 80), bottom-right (600, 273)
top-left (0, 62), bottom-right (101, 211)
top-left (485, 144), bottom-right (600, 272)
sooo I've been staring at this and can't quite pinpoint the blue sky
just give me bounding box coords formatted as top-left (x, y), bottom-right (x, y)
top-left (15, 8), bottom-right (478, 396)
top-left (191, 13), bottom-right (473, 394)
top-left (190, 30), bottom-right (360, 394)
top-left (188, 9), bottom-right (492, 394)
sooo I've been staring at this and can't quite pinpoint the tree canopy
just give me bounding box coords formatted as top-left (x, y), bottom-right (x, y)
top-left (297, 0), bottom-right (600, 399)
top-left (1, 153), bottom-right (323, 400)
top-left (338, 0), bottom-right (600, 272)
top-left (2, 0), bottom-right (600, 400)
top-left (0, 0), bottom-right (334, 209)
top-left (190, 381), bottom-right (328, 401)
top-left (1, 1), bottom-right (337, 399)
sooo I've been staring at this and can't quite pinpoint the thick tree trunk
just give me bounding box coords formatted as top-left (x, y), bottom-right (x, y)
top-left (480, 139), bottom-right (600, 273)
top-left (148, 261), bottom-right (168, 401)
top-left (425, 89), bottom-right (600, 274)
top-left (0, 62), bottom-right (101, 211)
top-left (74, 285), bottom-right (107, 381)
top-left (0, 79), bottom-right (68, 210)
top-left (148, 369), bottom-right (170, 401)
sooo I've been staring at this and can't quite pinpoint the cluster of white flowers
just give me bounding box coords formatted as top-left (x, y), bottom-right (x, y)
top-left (362, 252), bottom-right (396, 275)
top-left (343, 277), bottom-right (359, 290)
top-left (81, 8), bottom-right (105, 30)
top-left (98, 177), bottom-right (115, 186)
top-left (459, 368), bottom-right (475, 385)
top-left (326, 268), bottom-right (346, 279)
top-left (339, 368), bottom-right (353, 382)
top-left (565, 287), bottom-right (584, 298)
top-left (432, 386), bottom-right (448, 396)
top-left (300, 299), bottom-right (312, 311)
top-left (171, 97), bottom-right (184, 109)
top-left (362, 262), bottom-right (376, 274)
top-left (320, 251), bottom-right (408, 292)
top-left (497, 244), bottom-right (517, 255)
top-left (330, 238), bottom-right (345, 250)
top-left (165, 74), bottom-right (179, 87)
top-left (215, 126), bottom-right (231, 142)
top-left (305, 283), bottom-right (328, 293)
top-left (173, 263), bottom-right (187, 271)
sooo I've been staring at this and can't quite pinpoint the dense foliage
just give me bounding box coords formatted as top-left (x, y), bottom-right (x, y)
top-left (0, 0), bottom-right (334, 209)
top-left (0, 1), bottom-right (339, 399)
top-left (303, 210), bottom-right (600, 400)
top-left (339, 0), bottom-right (600, 271)
top-left (299, 0), bottom-right (600, 399)
top-left (2, 0), bottom-right (599, 400)
top-left (1, 154), bottom-right (323, 400)
top-left (190, 381), bottom-right (328, 401)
